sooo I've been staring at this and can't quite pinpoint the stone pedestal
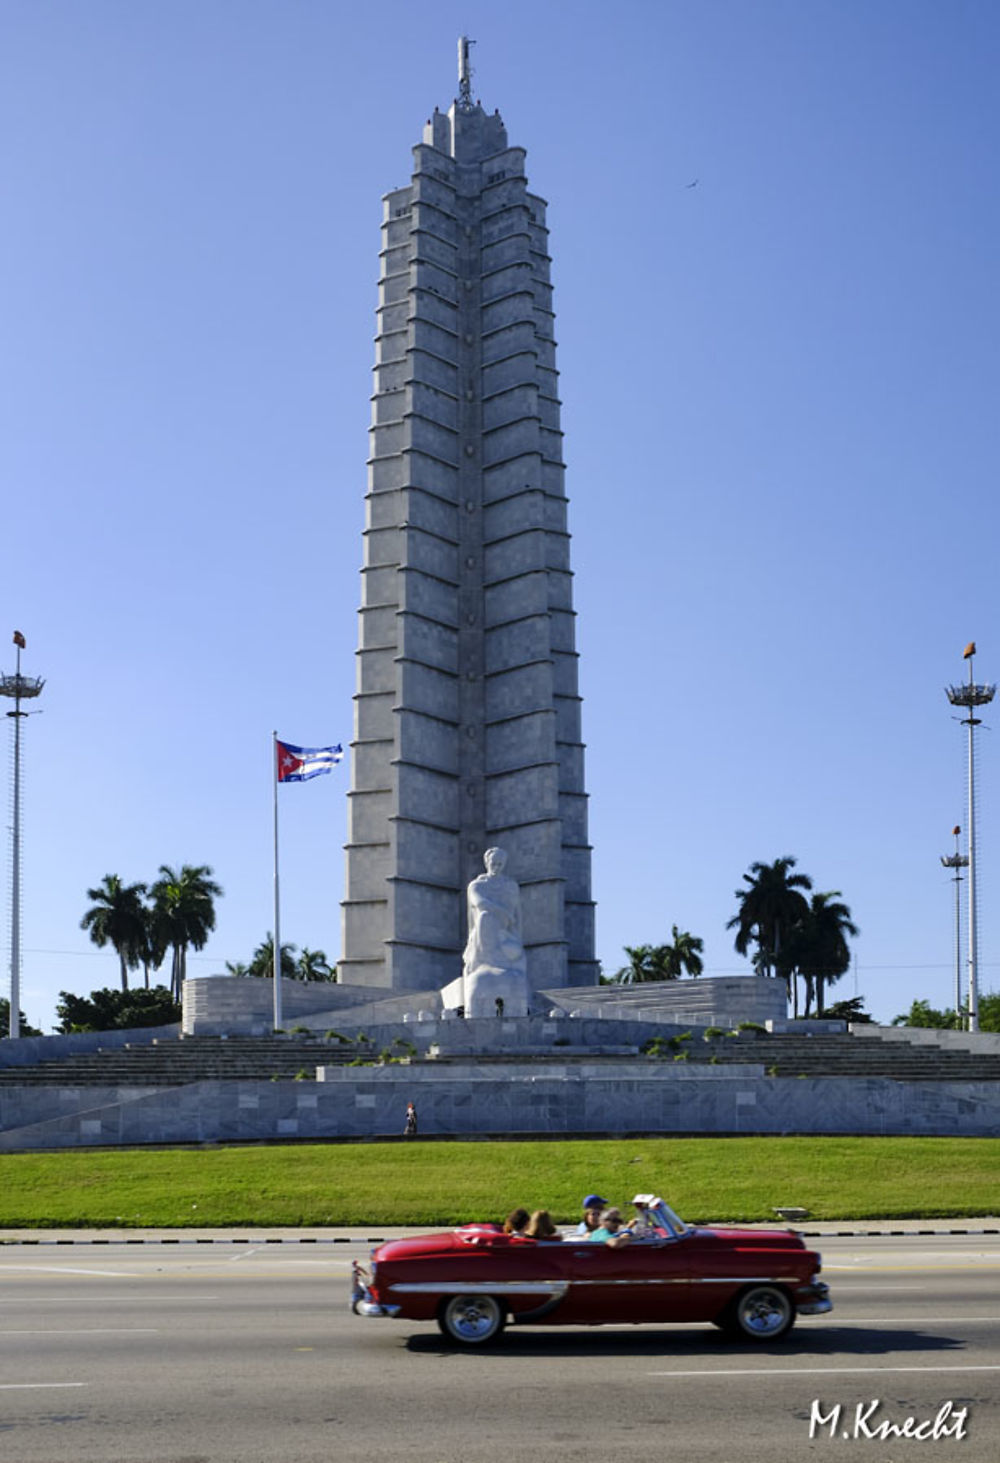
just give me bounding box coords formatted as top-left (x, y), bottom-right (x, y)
top-left (464, 967), bottom-right (530, 1019)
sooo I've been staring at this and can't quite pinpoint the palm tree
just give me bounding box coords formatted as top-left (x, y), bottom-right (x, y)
top-left (80, 874), bottom-right (149, 992)
top-left (727, 857), bottom-right (813, 1002)
top-left (296, 947), bottom-right (336, 982)
top-left (615, 933), bottom-right (703, 983)
top-left (657, 925), bottom-right (705, 979)
top-left (225, 960), bottom-right (250, 977)
top-left (136, 903), bottom-right (158, 989)
top-left (615, 944), bottom-right (657, 984)
top-left (149, 864), bottom-right (222, 1001)
top-left (248, 933), bottom-right (298, 981)
top-left (787, 891), bottom-right (859, 1016)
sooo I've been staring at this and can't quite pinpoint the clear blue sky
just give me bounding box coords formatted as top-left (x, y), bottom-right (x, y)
top-left (2, 0), bottom-right (998, 1031)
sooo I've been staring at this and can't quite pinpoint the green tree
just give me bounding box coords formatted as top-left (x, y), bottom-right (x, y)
top-left (615, 933), bottom-right (703, 983)
top-left (786, 891), bottom-right (858, 1016)
top-left (979, 991), bottom-right (1000, 1032)
top-left (225, 960), bottom-right (251, 977)
top-left (657, 925), bottom-right (705, 979)
top-left (135, 903), bottom-right (159, 989)
top-left (0, 999), bottom-right (42, 1037)
top-left (893, 991), bottom-right (998, 1032)
top-left (822, 995), bottom-right (872, 1024)
top-left (55, 986), bottom-right (181, 1033)
top-left (615, 944), bottom-right (657, 983)
top-left (149, 864), bottom-right (222, 1001)
top-left (296, 947), bottom-right (336, 982)
top-left (892, 998), bottom-right (962, 1030)
top-left (80, 874), bottom-right (149, 993)
top-left (249, 933), bottom-right (298, 980)
top-left (727, 857), bottom-right (813, 1001)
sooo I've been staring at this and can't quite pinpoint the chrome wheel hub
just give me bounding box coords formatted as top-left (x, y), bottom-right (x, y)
top-left (739, 1288), bottom-right (789, 1336)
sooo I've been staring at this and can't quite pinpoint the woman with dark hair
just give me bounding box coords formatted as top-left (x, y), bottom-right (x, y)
top-left (524, 1210), bottom-right (562, 1240)
top-left (503, 1208), bottom-right (530, 1235)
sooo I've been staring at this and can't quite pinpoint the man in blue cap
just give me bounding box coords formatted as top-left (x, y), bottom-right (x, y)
top-left (574, 1194), bottom-right (607, 1237)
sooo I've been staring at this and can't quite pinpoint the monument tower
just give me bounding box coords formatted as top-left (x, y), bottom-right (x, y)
top-left (341, 40), bottom-right (596, 998)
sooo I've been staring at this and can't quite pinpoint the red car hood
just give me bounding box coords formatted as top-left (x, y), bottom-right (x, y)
top-left (373, 1227), bottom-right (498, 1263)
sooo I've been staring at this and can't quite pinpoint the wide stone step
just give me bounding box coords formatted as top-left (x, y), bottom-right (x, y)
top-left (2, 1029), bottom-right (998, 1089)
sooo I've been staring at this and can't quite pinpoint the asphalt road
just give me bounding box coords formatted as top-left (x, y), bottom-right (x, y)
top-left (0, 1235), bottom-right (997, 1462)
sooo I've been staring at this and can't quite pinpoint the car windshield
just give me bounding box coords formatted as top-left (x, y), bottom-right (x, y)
top-left (632, 1195), bottom-right (693, 1238)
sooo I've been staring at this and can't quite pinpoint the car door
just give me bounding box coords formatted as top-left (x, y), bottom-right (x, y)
top-left (549, 1237), bottom-right (692, 1325)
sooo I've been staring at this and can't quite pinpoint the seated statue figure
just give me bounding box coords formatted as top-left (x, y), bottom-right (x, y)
top-left (463, 847), bottom-right (529, 1019)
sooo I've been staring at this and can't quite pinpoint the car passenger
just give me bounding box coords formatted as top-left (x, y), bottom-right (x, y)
top-left (574, 1193), bottom-right (608, 1236)
top-left (588, 1206), bottom-right (633, 1248)
top-left (524, 1209), bottom-right (562, 1240)
top-left (503, 1208), bottom-right (530, 1236)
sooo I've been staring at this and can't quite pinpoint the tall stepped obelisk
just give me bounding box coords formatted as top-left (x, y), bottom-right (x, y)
top-left (341, 40), bottom-right (597, 997)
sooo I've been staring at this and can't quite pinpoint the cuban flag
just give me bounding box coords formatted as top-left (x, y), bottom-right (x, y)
top-left (276, 740), bottom-right (344, 783)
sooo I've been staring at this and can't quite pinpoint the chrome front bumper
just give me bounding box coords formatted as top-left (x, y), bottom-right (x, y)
top-left (351, 1261), bottom-right (400, 1318)
top-left (796, 1279), bottom-right (833, 1316)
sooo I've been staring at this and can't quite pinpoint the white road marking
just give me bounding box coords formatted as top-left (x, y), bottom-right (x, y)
top-left (648, 1364), bottom-right (1000, 1378)
top-left (829, 1284), bottom-right (929, 1291)
top-left (224, 1251), bottom-right (340, 1268)
top-left (0, 1383), bottom-right (87, 1390)
top-left (825, 1315), bottom-right (1000, 1324)
top-left (825, 1257), bottom-right (1000, 1269)
top-left (0, 1265), bottom-right (143, 1278)
top-left (0, 1294), bottom-right (220, 1302)
top-left (0, 1328), bottom-right (159, 1335)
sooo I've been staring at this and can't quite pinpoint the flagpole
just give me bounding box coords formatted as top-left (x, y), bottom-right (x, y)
top-left (10, 642), bottom-right (22, 1040)
top-left (272, 730), bottom-right (282, 1031)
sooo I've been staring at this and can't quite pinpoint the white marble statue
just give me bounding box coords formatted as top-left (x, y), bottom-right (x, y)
top-left (462, 847), bottom-right (529, 1018)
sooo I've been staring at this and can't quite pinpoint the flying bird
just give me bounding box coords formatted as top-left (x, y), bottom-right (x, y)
top-left (964, 641), bottom-right (976, 659)
top-left (685, 178), bottom-right (699, 188)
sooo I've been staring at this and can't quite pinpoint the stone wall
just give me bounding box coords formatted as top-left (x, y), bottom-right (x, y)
top-left (850, 1023), bottom-right (1000, 1054)
top-left (2, 1061), bottom-right (997, 1150)
top-left (543, 976), bottom-right (787, 1028)
top-left (0, 1024), bottom-right (179, 1067)
top-left (182, 977), bottom-right (403, 1036)
top-left (182, 974), bottom-right (786, 1037)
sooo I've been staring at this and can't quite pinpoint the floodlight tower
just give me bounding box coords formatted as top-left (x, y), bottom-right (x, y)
top-left (945, 644), bottom-right (995, 1034)
top-left (940, 825), bottom-right (968, 1024)
top-left (0, 632), bottom-right (44, 1040)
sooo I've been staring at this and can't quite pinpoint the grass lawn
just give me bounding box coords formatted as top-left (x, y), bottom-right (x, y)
top-left (0, 1135), bottom-right (997, 1228)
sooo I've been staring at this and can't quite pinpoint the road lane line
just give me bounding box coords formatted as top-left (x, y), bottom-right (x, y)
top-left (0, 1294), bottom-right (220, 1303)
top-left (824, 1263), bottom-right (1000, 1272)
top-left (0, 1383), bottom-right (87, 1390)
top-left (0, 1265), bottom-right (143, 1278)
top-left (820, 1315), bottom-right (1000, 1324)
top-left (0, 1328), bottom-right (159, 1335)
top-left (648, 1364), bottom-right (1000, 1378)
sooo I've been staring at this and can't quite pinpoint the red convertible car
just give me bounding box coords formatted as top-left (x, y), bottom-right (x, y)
top-left (351, 1195), bottom-right (831, 1346)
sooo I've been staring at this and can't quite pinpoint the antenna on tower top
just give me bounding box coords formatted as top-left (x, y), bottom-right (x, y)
top-left (458, 35), bottom-right (475, 109)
